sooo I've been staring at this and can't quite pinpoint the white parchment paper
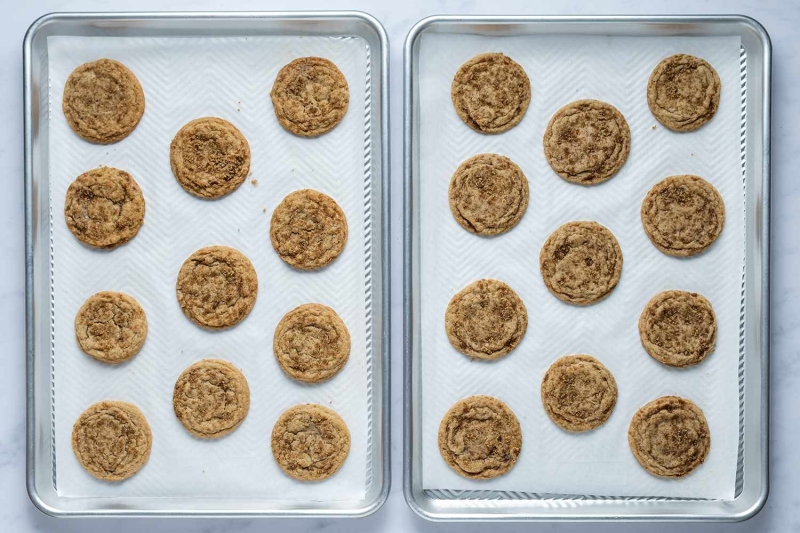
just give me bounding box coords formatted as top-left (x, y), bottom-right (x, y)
top-left (419, 33), bottom-right (743, 499)
top-left (49, 36), bottom-right (370, 500)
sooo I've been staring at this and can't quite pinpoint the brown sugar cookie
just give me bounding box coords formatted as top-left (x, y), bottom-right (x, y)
top-left (445, 279), bottom-right (527, 361)
top-left (270, 57), bottom-right (349, 137)
top-left (62, 58), bottom-right (145, 144)
top-left (647, 54), bottom-right (721, 132)
top-left (271, 404), bottom-right (350, 481)
top-left (273, 303), bottom-right (350, 383)
top-left (270, 189), bottom-right (348, 270)
top-left (173, 359), bottom-right (250, 439)
top-left (628, 396), bottom-right (711, 478)
top-left (540, 221), bottom-right (623, 305)
top-left (71, 401), bottom-right (152, 481)
top-left (541, 355), bottom-right (617, 432)
top-left (176, 246), bottom-right (258, 329)
top-left (543, 99), bottom-right (631, 185)
top-left (639, 290), bottom-right (716, 368)
top-left (74, 292), bottom-right (147, 364)
top-left (438, 395), bottom-right (522, 480)
top-left (170, 117), bottom-right (251, 199)
top-left (451, 53), bottom-right (531, 134)
top-left (641, 175), bottom-right (725, 257)
top-left (448, 153), bottom-right (529, 236)
top-left (64, 167), bottom-right (145, 249)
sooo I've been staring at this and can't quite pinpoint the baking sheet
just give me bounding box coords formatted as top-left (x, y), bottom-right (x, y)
top-left (418, 33), bottom-right (742, 499)
top-left (49, 35), bottom-right (370, 500)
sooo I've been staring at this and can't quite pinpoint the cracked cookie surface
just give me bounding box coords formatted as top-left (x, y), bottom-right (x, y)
top-left (64, 167), bottom-right (145, 249)
top-left (173, 359), bottom-right (250, 439)
top-left (271, 404), bottom-right (350, 481)
top-left (438, 395), bottom-right (522, 480)
top-left (647, 54), bottom-right (721, 132)
top-left (541, 355), bottom-right (617, 432)
top-left (176, 246), bottom-right (258, 329)
top-left (270, 189), bottom-right (348, 270)
top-left (271, 57), bottom-right (349, 137)
top-left (71, 400), bottom-right (152, 481)
top-left (62, 58), bottom-right (145, 144)
top-left (75, 291), bottom-right (147, 364)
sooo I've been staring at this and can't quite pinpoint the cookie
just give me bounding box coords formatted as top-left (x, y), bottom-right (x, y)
top-left (74, 292), bottom-right (147, 364)
top-left (173, 359), bottom-right (250, 439)
top-left (64, 167), bottom-right (145, 249)
top-left (271, 404), bottom-right (350, 481)
top-left (448, 154), bottom-right (529, 236)
top-left (639, 290), bottom-right (716, 368)
top-left (647, 54), bottom-right (721, 132)
top-left (438, 395), bottom-right (522, 480)
top-left (270, 189), bottom-right (348, 270)
top-left (170, 117), bottom-right (251, 199)
top-left (539, 221), bottom-right (623, 305)
top-left (445, 279), bottom-right (527, 361)
top-left (451, 53), bottom-right (531, 134)
top-left (628, 396), bottom-right (711, 478)
top-left (541, 355), bottom-right (617, 432)
top-left (176, 246), bottom-right (258, 329)
top-left (641, 175), bottom-right (725, 257)
top-left (543, 99), bottom-right (630, 185)
top-left (62, 58), bottom-right (145, 144)
top-left (270, 57), bottom-right (349, 137)
top-left (274, 303), bottom-right (350, 383)
top-left (71, 400), bottom-right (151, 481)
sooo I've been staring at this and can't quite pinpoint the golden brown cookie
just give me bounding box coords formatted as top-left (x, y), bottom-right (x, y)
top-left (540, 221), bottom-right (623, 305)
top-left (647, 54), bottom-right (721, 132)
top-left (74, 292), bottom-right (147, 364)
top-left (273, 303), bottom-right (350, 383)
top-left (641, 175), bottom-right (726, 257)
top-left (438, 395), bottom-right (522, 480)
top-left (64, 167), bottom-right (145, 249)
top-left (270, 57), bottom-right (350, 137)
top-left (71, 400), bottom-right (152, 481)
top-left (445, 279), bottom-right (527, 361)
top-left (451, 53), bottom-right (531, 134)
top-left (270, 189), bottom-right (348, 270)
top-left (448, 154), bottom-right (529, 236)
top-left (176, 246), bottom-right (258, 329)
top-left (628, 396), bottom-right (711, 478)
top-left (271, 404), bottom-right (350, 481)
top-left (62, 58), bottom-right (145, 144)
top-left (170, 117), bottom-right (251, 199)
top-left (541, 355), bottom-right (617, 432)
top-left (639, 290), bottom-right (716, 368)
top-left (173, 359), bottom-right (250, 439)
top-left (543, 99), bottom-right (630, 185)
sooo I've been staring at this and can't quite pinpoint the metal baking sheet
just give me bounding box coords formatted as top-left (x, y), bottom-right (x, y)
top-left (403, 15), bottom-right (770, 521)
top-left (24, 11), bottom-right (389, 518)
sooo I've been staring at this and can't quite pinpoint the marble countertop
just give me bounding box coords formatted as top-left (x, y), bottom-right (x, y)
top-left (2, 0), bottom-right (796, 531)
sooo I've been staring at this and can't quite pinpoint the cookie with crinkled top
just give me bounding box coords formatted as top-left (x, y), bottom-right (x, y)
top-left (74, 291), bottom-right (147, 364)
top-left (647, 54), bottom-right (721, 132)
top-left (541, 355), bottom-right (617, 432)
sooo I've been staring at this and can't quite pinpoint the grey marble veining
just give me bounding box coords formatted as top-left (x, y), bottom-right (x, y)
top-left (2, 0), bottom-right (797, 531)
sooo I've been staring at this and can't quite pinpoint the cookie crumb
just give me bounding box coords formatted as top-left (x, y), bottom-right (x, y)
top-left (651, 124), bottom-right (657, 130)
top-left (251, 179), bottom-right (258, 186)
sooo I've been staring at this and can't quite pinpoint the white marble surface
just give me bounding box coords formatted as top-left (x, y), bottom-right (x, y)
top-left (1, 0), bottom-right (796, 531)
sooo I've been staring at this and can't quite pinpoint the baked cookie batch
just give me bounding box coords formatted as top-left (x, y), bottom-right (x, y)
top-left (64, 57), bottom-right (352, 482)
top-left (440, 53), bottom-right (723, 481)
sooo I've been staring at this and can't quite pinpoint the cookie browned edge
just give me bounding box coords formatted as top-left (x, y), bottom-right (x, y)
top-left (270, 57), bottom-right (350, 137)
top-left (448, 153), bottom-right (530, 236)
top-left (74, 291), bottom-right (148, 364)
top-left (62, 58), bottom-right (145, 144)
top-left (647, 54), bottom-right (721, 132)
top-left (450, 53), bottom-right (531, 134)
top-left (628, 395), bottom-right (711, 478)
top-left (638, 290), bottom-right (717, 368)
top-left (541, 354), bottom-right (618, 432)
top-left (437, 395), bottom-right (522, 480)
top-left (71, 400), bottom-right (152, 481)
top-left (173, 359), bottom-right (251, 439)
top-left (271, 403), bottom-right (351, 482)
